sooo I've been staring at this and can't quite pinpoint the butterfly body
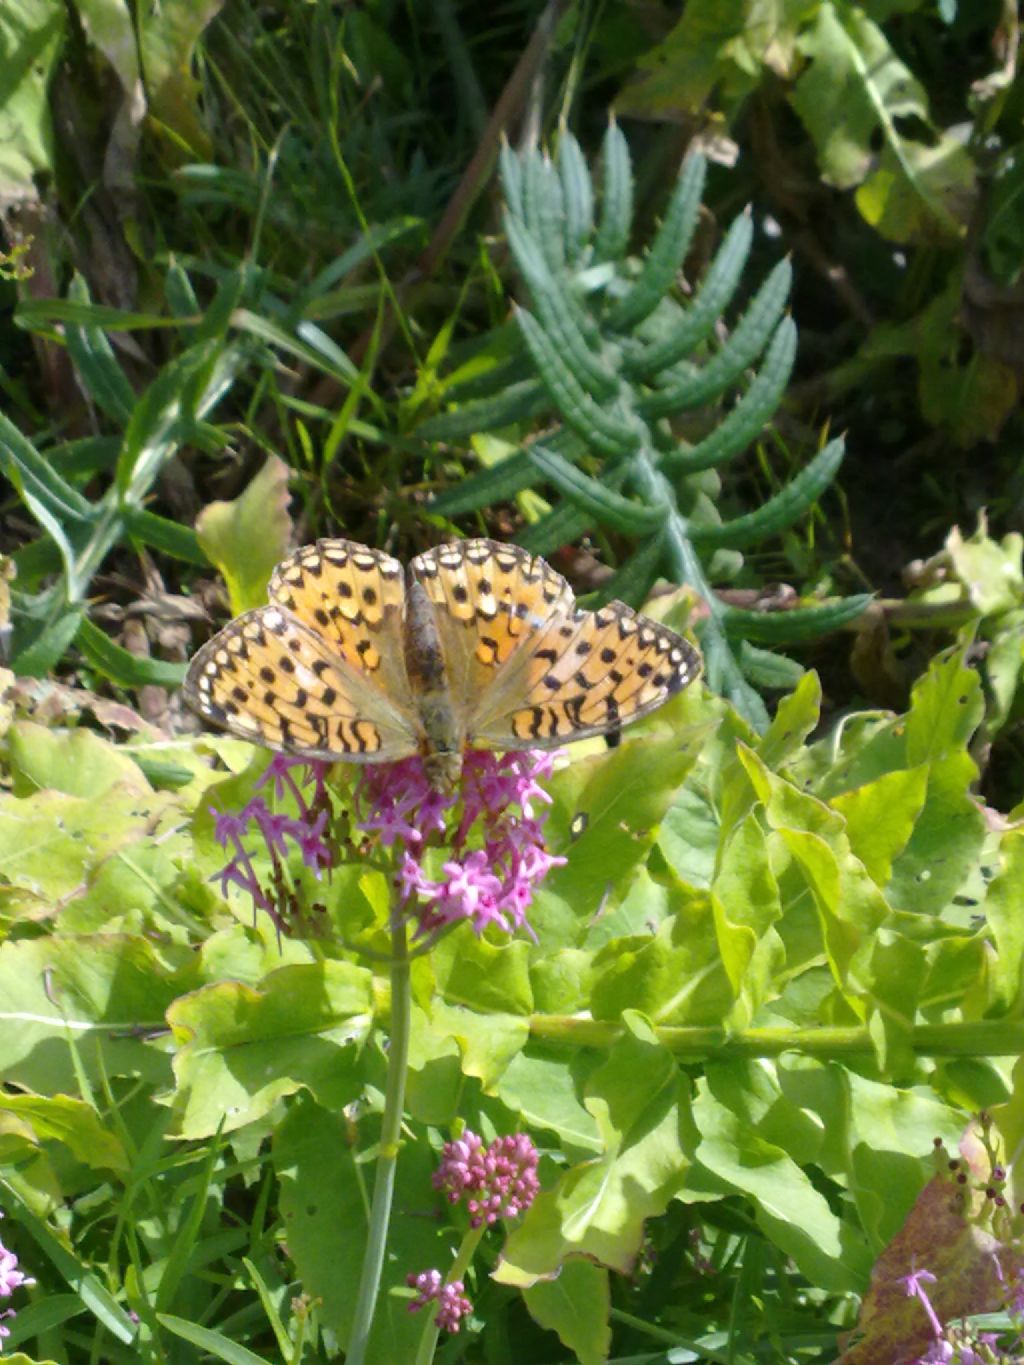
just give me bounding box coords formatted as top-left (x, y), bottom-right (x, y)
top-left (184, 538), bottom-right (700, 789)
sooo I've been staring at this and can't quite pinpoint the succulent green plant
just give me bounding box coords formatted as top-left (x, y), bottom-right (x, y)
top-left (422, 125), bottom-right (869, 729)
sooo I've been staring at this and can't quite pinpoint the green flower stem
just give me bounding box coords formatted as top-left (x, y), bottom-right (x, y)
top-left (412, 1223), bottom-right (487, 1365)
top-left (346, 914), bottom-right (412, 1365)
top-left (528, 1016), bottom-right (1024, 1058)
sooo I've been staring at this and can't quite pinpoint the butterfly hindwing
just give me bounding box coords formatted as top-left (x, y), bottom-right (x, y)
top-left (473, 598), bottom-right (701, 748)
top-left (182, 603), bottom-right (420, 763)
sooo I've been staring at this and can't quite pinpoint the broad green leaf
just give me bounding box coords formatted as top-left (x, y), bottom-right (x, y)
top-left (711, 812), bottom-right (783, 1028)
top-left (590, 887), bottom-right (734, 1027)
top-left (886, 650), bottom-right (987, 914)
top-left (693, 1061), bottom-right (867, 1291)
top-left (0, 781), bottom-right (181, 920)
top-left (498, 1015), bottom-right (694, 1279)
top-left (431, 929), bottom-right (533, 1016)
top-left (981, 830), bottom-right (1024, 1015)
top-left (831, 766), bottom-right (928, 886)
top-left (0, 1093), bottom-right (128, 1172)
top-left (137, 0), bottom-right (229, 157)
top-left (528, 947), bottom-right (592, 1015)
top-left (274, 1095), bottom-right (438, 1363)
top-left (424, 999), bottom-right (529, 1092)
top-left (856, 136), bottom-right (974, 244)
top-left (495, 1050), bottom-right (601, 1154)
top-left (792, 4), bottom-right (928, 191)
top-left (403, 1005), bottom-right (462, 1126)
top-left (757, 669), bottom-right (822, 769)
top-left (0, 935), bottom-right (178, 1093)
top-left (945, 520), bottom-right (1024, 617)
top-left (167, 960), bottom-right (374, 1137)
top-left (5, 721), bottom-right (151, 799)
top-left (542, 725), bottom-right (706, 926)
top-left (523, 1259), bottom-right (610, 1365)
top-left (615, 0), bottom-right (789, 122)
top-left (0, 2), bottom-right (64, 202)
top-left (195, 455), bottom-right (293, 615)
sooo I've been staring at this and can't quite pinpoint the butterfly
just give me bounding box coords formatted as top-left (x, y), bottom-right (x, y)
top-left (183, 538), bottom-right (701, 789)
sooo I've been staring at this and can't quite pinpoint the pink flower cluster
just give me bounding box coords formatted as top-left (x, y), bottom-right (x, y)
top-left (405, 1269), bottom-right (472, 1333)
top-left (0, 1214), bottom-right (34, 1340)
top-left (899, 1263), bottom-right (1023, 1363)
top-left (356, 751), bottom-right (565, 937)
top-left (211, 756), bottom-right (334, 931)
top-left (433, 1129), bottom-right (540, 1228)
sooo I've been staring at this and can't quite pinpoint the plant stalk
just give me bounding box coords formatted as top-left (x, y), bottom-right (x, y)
top-left (345, 913), bottom-right (412, 1365)
top-left (527, 1015), bottom-right (1024, 1058)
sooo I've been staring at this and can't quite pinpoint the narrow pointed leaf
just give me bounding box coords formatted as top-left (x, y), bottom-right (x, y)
top-left (522, 150), bottom-right (566, 272)
top-left (557, 128), bottom-right (595, 261)
top-left (689, 437), bottom-right (845, 548)
top-left (608, 153), bottom-right (706, 331)
top-left (64, 274), bottom-right (136, 424)
top-left (526, 443), bottom-right (664, 534)
top-left (505, 214), bottom-right (611, 394)
top-left (642, 258), bottom-right (793, 419)
top-left (76, 617), bottom-right (188, 688)
top-left (625, 211), bottom-right (754, 378)
top-left (722, 594), bottom-right (872, 644)
top-left (663, 317), bottom-right (798, 473)
top-left (416, 379), bottom-right (548, 440)
top-left (430, 452), bottom-right (538, 516)
top-left (593, 121), bottom-right (633, 263)
top-left (516, 307), bottom-right (638, 457)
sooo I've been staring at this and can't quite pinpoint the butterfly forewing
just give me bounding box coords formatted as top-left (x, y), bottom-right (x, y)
top-left (182, 603), bottom-right (420, 763)
top-left (269, 539), bottom-right (413, 702)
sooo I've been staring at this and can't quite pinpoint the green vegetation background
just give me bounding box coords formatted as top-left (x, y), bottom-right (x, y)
top-left (0, 2), bottom-right (1022, 1363)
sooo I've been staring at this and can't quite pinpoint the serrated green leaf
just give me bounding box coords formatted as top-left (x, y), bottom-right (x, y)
top-left (516, 307), bottom-right (637, 457)
top-left (526, 443), bottom-right (664, 534)
top-left (644, 259), bottom-right (793, 422)
top-left (498, 1016), bottom-right (692, 1280)
top-left (195, 455), bottom-right (293, 615)
top-left (167, 961), bottom-right (373, 1137)
top-left (626, 211), bottom-right (754, 378)
top-left (663, 315), bottom-right (797, 471)
top-left (832, 767), bottom-right (928, 887)
top-left (556, 128), bottom-right (594, 261)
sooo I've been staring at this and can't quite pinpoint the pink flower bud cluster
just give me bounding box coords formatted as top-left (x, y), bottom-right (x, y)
top-left (433, 1130), bottom-right (540, 1228)
top-left (405, 1268), bottom-right (472, 1333)
top-left (356, 750), bottom-right (565, 937)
